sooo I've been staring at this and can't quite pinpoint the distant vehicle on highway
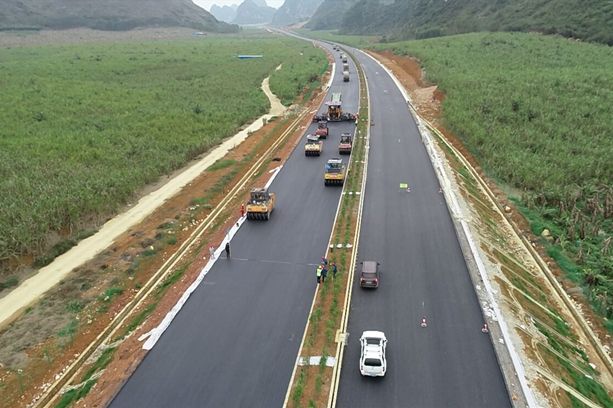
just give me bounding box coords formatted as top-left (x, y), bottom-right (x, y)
top-left (359, 261), bottom-right (380, 288)
top-left (359, 331), bottom-right (387, 377)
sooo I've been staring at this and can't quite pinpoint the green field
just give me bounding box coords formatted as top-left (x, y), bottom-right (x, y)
top-left (0, 32), bottom-right (326, 270)
top-left (295, 29), bottom-right (381, 50)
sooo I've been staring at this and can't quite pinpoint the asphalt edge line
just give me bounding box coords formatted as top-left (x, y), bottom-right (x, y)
top-left (141, 165), bottom-right (285, 350)
top-left (38, 108), bottom-right (309, 408)
top-left (328, 45), bottom-right (371, 408)
top-left (359, 50), bottom-right (536, 407)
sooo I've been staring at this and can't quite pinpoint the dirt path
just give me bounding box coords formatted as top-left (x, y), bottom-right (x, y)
top-left (0, 76), bottom-right (286, 329)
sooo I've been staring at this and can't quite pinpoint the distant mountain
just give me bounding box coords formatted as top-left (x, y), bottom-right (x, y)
top-left (272, 0), bottom-right (324, 26)
top-left (306, 0), bottom-right (358, 30)
top-left (210, 3), bottom-right (238, 23)
top-left (0, 0), bottom-right (237, 32)
top-left (340, 0), bottom-right (613, 44)
top-left (233, 0), bottom-right (276, 25)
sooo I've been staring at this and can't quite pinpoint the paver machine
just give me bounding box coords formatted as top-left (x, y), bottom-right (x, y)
top-left (324, 158), bottom-right (345, 186)
top-left (326, 93), bottom-right (356, 122)
top-left (246, 187), bottom-right (275, 220)
top-left (305, 134), bottom-right (323, 156)
top-left (338, 133), bottom-right (353, 154)
top-left (315, 120), bottom-right (329, 138)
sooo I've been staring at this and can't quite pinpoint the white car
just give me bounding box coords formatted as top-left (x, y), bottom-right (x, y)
top-left (359, 330), bottom-right (387, 377)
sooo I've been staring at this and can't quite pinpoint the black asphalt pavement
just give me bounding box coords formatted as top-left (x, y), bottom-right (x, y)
top-left (110, 45), bottom-right (358, 408)
top-left (335, 50), bottom-right (512, 407)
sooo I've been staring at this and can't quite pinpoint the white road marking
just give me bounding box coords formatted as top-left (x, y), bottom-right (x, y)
top-left (141, 156), bottom-right (286, 351)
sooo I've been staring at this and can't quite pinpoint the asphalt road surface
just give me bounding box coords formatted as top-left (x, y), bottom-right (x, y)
top-left (334, 49), bottom-right (511, 407)
top-left (110, 45), bottom-right (358, 408)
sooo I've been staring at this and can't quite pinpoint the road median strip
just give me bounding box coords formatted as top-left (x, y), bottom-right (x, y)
top-left (284, 45), bottom-right (370, 408)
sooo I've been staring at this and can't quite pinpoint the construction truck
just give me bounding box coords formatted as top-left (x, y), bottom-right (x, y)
top-left (312, 112), bottom-right (326, 123)
top-left (315, 120), bottom-right (329, 138)
top-left (246, 188), bottom-right (275, 220)
top-left (324, 158), bottom-right (345, 186)
top-left (305, 134), bottom-right (323, 156)
top-left (326, 93), bottom-right (356, 122)
top-left (343, 71), bottom-right (350, 82)
top-left (338, 133), bottom-right (353, 154)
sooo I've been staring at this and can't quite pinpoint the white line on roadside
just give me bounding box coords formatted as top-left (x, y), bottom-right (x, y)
top-left (141, 164), bottom-right (285, 351)
top-left (359, 49), bottom-right (536, 407)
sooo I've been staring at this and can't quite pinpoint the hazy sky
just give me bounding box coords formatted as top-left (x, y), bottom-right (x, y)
top-left (193, 0), bottom-right (285, 11)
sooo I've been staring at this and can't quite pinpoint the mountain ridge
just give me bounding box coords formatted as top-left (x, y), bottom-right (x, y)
top-left (272, 0), bottom-right (324, 26)
top-left (0, 0), bottom-right (237, 32)
top-left (233, 0), bottom-right (276, 25)
top-left (308, 0), bottom-right (613, 45)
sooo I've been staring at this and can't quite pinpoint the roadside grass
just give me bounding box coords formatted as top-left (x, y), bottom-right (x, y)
top-left (269, 47), bottom-right (328, 106)
top-left (0, 32), bottom-right (326, 274)
top-left (434, 128), bottom-right (612, 406)
top-left (54, 346), bottom-right (116, 408)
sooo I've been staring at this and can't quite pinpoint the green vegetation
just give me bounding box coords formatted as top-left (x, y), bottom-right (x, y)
top-left (0, 33), bottom-right (326, 270)
top-left (295, 29), bottom-right (380, 50)
top-left (0, 275), bottom-right (19, 290)
top-left (269, 49), bottom-right (328, 106)
top-left (57, 319), bottom-right (78, 339)
top-left (54, 346), bottom-right (116, 408)
top-left (100, 287), bottom-right (123, 302)
top-left (309, 0), bottom-right (613, 45)
top-left (371, 32), bottom-right (612, 327)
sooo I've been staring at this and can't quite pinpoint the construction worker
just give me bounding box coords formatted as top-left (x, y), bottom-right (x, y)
top-left (331, 262), bottom-right (337, 278)
top-left (316, 265), bottom-right (323, 284)
top-left (240, 204), bottom-right (245, 217)
top-left (321, 264), bottom-right (328, 283)
top-left (225, 242), bottom-right (230, 259)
